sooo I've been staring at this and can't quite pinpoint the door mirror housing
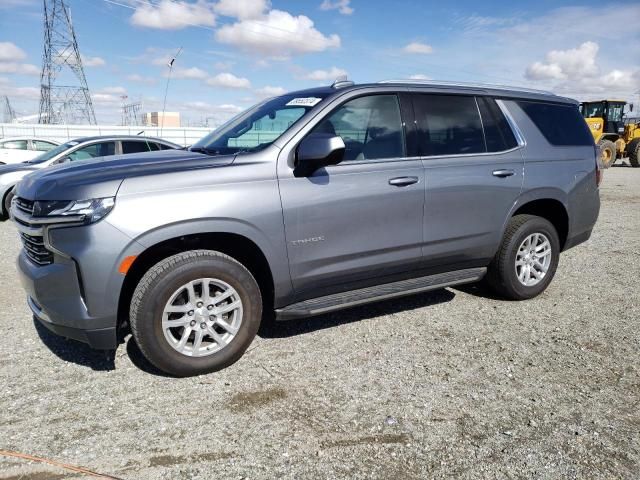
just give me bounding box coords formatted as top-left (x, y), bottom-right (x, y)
top-left (52, 156), bottom-right (71, 165)
top-left (294, 133), bottom-right (345, 177)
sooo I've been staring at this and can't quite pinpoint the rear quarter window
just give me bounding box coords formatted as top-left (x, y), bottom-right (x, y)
top-left (518, 101), bottom-right (594, 146)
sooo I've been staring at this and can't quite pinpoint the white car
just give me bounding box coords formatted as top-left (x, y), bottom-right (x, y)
top-left (0, 134), bottom-right (180, 218)
top-left (0, 137), bottom-right (60, 165)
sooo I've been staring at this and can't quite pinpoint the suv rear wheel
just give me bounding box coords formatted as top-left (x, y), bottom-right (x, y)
top-left (130, 250), bottom-right (262, 377)
top-left (485, 214), bottom-right (560, 300)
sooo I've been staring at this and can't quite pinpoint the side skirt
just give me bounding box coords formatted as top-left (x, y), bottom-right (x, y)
top-left (275, 267), bottom-right (486, 320)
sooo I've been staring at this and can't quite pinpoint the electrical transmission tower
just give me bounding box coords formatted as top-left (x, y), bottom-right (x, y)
top-left (39, 0), bottom-right (96, 125)
top-left (121, 97), bottom-right (143, 126)
top-left (3, 96), bottom-right (17, 123)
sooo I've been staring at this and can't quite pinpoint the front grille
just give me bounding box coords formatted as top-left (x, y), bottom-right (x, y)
top-left (20, 233), bottom-right (53, 266)
top-left (12, 197), bottom-right (54, 267)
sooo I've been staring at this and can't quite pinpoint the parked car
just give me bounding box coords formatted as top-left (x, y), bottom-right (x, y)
top-left (12, 80), bottom-right (600, 377)
top-left (0, 137), bottom-right (60, 165)
top-left (0, 135), bottom-right (179, 218)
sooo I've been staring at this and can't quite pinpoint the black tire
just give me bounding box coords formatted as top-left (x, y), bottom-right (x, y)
top-left (485, 214), bottom-right (560, 300)
top-left (1, 189), bottom-right (14, 220)
top-left (130, 250), bottom-right (262, 377)
top-left (598, 139), bottom-right (617, 168)
top-left (627, 138), bottom-right (640, 168)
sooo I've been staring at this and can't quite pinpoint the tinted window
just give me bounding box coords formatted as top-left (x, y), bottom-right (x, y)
top-left (313, 94), bottom-right (405, 161)
top-left (413, 95), bottom-right (485, 156)
top-left (158, 143), bottom-right (174, 150)
top-left (33, 140), bottom-right (57, 152)
top-left (1, 140), bottom-right (28, 150)
top-left (478, 97), bottom-right (518, 152)
top-left (67, 142), bottom-right (116, 161)
top-left (518, 101), bottom-right (593, 146)
top-left (122, 140), bottom-right (152, 154)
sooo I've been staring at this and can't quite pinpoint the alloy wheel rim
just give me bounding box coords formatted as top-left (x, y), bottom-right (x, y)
top-left (162, 278), bottom-right (243, 357)
top-left (515, 233), bottom-right (552, 287)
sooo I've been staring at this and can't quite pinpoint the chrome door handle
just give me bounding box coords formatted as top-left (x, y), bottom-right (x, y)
top-left (388, 176), bottom-right (419, 187)
top-left (492, 169), bottom-right (515, 178)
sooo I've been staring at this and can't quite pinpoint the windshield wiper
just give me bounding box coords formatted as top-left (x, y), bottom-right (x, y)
top-left (189, 146), bottom-right (219, 156)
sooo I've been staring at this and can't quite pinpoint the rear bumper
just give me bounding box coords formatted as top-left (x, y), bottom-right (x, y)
top-left (563, 228), bottom-right (593, 251)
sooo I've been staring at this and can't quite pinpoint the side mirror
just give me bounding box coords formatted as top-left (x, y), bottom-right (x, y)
top-left (294, 133), bottom-right (345, 178)
top-left (629, 103), bottom-right (634, 113)
top-left (52, 156), bottom-right (71, 165)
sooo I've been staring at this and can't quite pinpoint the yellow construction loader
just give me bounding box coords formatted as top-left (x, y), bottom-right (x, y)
top-left (581, 100), bottom-right (640, 168)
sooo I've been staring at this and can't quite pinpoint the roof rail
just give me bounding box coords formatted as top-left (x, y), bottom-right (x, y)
top-left (332, 75), bottom-right (354, 89)
top-left (378, 79), bottom-right (557, 96)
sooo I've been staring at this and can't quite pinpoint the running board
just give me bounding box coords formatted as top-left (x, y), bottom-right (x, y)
top-left (275, 267), bottom-right (486, 320)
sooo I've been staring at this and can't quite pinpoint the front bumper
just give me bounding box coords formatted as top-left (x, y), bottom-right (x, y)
top-left (13, 200), bottom-right (146, 350)
top-left (18, 251), bottom-right (119, 349)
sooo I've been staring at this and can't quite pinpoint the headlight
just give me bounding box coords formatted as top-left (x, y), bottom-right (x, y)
top-left (33, 197), bottom-right (115, 224)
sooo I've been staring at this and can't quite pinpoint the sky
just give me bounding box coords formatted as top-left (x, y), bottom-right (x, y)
top-left (0, 0), bottom-right (639, 125)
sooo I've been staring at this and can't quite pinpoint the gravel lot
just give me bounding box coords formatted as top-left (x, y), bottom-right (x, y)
top-left (1, 165), bottom-right (639, 480)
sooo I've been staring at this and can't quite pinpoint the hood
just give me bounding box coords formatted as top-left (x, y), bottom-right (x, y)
top-left (0, 162), bottom-right (39, 175)
top-left (15, 149), bottom-right (235, 201)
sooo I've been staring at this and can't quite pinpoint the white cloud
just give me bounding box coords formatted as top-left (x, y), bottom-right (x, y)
top-left (525, 41), bottom-right (599, 81)
top-left (525, 41), bottom-right (640, 97)
top-left (216, 9), bottom-right (340, 56)
top-left (91, 93), bottom-right (122, 104)
top-left (0, 84), bottom-right (39, 100)
top-left (302, 66), bottom-right (347, 81)
top-left (319, 0), bottom-right (353, 15)
top-left (82, 55), bottom-right (106, 67)
top-left (169, 67), bottom-right (208, 79)
top-left (0, 42), bottom-right (26, 62)
top-left (130, 0), bottom-right (216, 30)
top-left (205, 72), bottom-right (251, 89)
top-left (402, 42), bottom-right (433, 54)
top-left (127, 74), bottom-right (156, 85)
top-left (0, 63), bottom-right (39, 75)
top-left (184, 101), bottom-right (243, 114)
top-left (254, 85), bottom-right (286, 98)
top-left (409, 74), bottom-right (431, 80)
top-left (99, 86), bottom-right (127, 95)
top-left (214, 0), bottom-right (269, 19)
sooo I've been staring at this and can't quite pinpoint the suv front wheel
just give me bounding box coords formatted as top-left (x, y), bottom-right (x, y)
top-left (130, 250), bottom-right (262, 377)
top-left (485, 214), bottom-right (560, 300)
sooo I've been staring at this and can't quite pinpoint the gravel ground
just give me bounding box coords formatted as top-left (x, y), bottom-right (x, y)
top-left (1, 165), bottom-right (639, 480)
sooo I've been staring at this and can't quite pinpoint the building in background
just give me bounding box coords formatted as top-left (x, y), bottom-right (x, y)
top-left (143, 112), bottom-right (181, 128)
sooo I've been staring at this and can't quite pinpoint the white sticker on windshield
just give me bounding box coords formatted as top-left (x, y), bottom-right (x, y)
top-left (286, 97), bottom-right (322, 107)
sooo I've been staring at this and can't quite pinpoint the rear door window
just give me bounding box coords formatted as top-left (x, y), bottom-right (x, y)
top-left (32, 140), bottom-right (58, 152)
top-left (122, 140), bottom-right (153, 154)
top-left (412, 95), bottom-right (485, 156)
top-left (517, 101), bottom-right (594, 146)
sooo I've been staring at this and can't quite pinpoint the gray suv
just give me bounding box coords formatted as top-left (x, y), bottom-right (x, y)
top-left (12, 80), bottom-right (600, 376)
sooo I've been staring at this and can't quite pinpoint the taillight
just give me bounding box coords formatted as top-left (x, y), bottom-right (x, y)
top-left (595, 145), bottom-right (602, 187)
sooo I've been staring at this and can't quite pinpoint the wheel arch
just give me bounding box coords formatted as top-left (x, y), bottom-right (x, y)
top-left (1, 184), bottom-right (16, 216)
top-left (508, 195), bottom-right (569, 250)
top-left (117, 230), bottom-right (279, 332)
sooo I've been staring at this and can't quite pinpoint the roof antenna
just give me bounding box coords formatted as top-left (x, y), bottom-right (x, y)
top-left (331, 75), bottom-right (354, 89)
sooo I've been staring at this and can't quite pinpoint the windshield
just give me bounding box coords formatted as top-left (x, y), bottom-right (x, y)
top-left (25, 141), bottom-right (78, 164)
top-left (191, 93), bottom-right (329, 155)
top-left (583, 102), bottom-right (605, 118)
